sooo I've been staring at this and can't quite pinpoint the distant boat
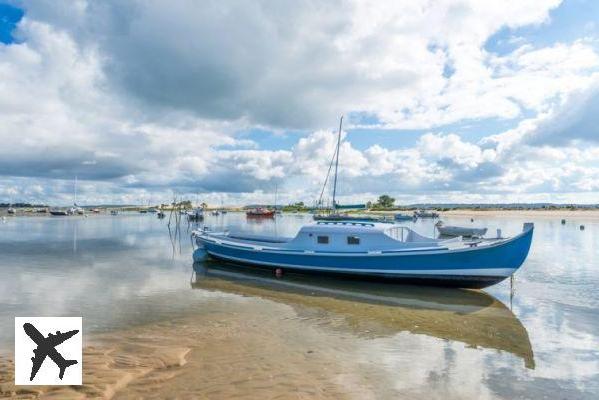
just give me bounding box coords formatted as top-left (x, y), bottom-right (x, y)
top-left (91, 208), bottom-right (101, 213)
top-left (193, 221), bottom-right (534, 289)
top-left (313, 117), bottom-right (344, 221)
top-left (7, 207), bottom-right (16, 214)
top-left (394, 213), bottom-right (414, 221)
top-left (110, 210), bottom-right (119, 216)
top-left (436, 221), bottom-right (488, 238)
top-left (211, 210), bottom-right (220, 216)
top-left (246, 208), bottom-right (275, 218)
top-left (50, 209), bottom-right (70, 216)
top-left (312, 116), bottom-right (373, 223)
top-left (148, 208), bottom-right (158, 213)
top-left (72, 176), bottom-right (84, 215)
top-left (157, 210), bottom-right (166, 218)
top-left (187, 208), bottom-right (204, 221)
top-left (139, 209), bottom-right (148, 214)
top-left (414, 210), bottom-right (439, 218)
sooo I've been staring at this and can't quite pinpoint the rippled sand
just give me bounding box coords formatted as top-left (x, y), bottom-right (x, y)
top-left (1, 300), bottom-right (383, 399)
top-left (0, 269), bottom-right (534, 399)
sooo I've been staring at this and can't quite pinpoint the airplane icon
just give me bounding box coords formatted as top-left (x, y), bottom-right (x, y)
top-left (23, 322), bottom-right (79, 381)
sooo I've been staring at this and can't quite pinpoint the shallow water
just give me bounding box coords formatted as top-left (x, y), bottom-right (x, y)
top-left (0, 212), bottom-right (597, 398)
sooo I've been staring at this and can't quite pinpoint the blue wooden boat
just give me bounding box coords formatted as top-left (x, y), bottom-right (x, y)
top-left (192, 221), bottom-right (534, 289)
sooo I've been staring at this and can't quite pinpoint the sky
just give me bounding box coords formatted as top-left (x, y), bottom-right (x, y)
top-left (0, 0), bottom-right (598, 206)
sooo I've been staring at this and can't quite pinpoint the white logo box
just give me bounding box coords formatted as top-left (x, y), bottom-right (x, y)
top-left (14, 317), bottom-right (82, 385)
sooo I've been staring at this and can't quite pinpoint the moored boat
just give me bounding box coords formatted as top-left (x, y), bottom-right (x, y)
top-left (414, 210), bottom-right (439, 218)
top-left (50, 209), bottom-right (70, 216)
top-left (394, 213), bottom-right (413, 221)
top-left (436, 221), bottom-right (488, 238)
top-left (246, 208), bottom-right (275, 218)
top-left (187, 208), bottom-right (204, 221)
top-left (192, 221), bottom-right (534, 289)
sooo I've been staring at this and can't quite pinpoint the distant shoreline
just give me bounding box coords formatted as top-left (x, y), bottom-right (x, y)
top-left (366, 209), bottom-right (599, 220)
top-left (2, 208), bottom-right (598, 220)
top-left (440, 209), bottom-right (599, 219)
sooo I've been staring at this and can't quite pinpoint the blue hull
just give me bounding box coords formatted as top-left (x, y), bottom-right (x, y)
top-left (196, 226), bottom-right (533, 289)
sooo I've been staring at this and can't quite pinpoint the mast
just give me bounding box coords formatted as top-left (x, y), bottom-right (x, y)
top-left (331, 116), bottom-right (343, 212)
top-left (74, 175), bottom-right (78, 206)
top-left (317, 142), bottom-right (337, 209)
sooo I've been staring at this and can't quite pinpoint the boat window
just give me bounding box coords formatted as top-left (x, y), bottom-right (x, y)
top-left (317, 235), bottom-right (329, 244)
top-left (347, 236), bottom-right (360, 245)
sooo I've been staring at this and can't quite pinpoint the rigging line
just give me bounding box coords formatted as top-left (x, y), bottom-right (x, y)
top-left (317, 130), bottom-right (339, 208)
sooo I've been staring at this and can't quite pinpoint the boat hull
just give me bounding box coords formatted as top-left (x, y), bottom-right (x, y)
top-left (196, 225), bottom-right (533, 289)
top-left (205, 253), bottom-right (506, 288)
top-left (246, 212), bottom-right (275, 218)
top-left (49, 211), bottom-right (69, 216)
top-left (437, 226), bottom-right (488, 237)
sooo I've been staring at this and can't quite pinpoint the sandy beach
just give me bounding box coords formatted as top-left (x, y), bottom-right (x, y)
top-left (439, 209), bottom-right (599, 220)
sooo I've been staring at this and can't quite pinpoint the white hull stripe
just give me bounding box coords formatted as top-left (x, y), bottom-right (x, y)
top-left (206, 250), bottom-right (515, 277)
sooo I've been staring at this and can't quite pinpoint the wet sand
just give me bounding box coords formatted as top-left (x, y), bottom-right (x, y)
top-left (0, 270), bottom-right (534, 399)
top-left (1, 298), bottom-right (378, 399)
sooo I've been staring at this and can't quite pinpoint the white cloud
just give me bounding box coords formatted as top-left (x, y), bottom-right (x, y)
top-left (1, 0), bottom-right (599, 205)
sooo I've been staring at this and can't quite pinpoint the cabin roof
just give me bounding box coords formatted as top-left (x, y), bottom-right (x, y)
top-left (300, 221), bottom-right (392, 234)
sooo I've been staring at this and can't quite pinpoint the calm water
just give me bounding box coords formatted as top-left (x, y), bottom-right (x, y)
top-left (0, 212), bottom-right (598, 398)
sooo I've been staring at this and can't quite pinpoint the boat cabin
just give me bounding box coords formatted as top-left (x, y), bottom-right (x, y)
top-left (284, 221), bottom-right (449, 252)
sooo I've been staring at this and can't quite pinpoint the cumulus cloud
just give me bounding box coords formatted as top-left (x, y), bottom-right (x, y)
top-left (13, 0), bottom-right (574, 130)
top-left (1, 0), bottom-right (599, 204)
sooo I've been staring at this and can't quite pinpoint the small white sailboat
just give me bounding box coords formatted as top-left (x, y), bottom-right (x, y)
top-left (73, 176), bottom-right (84, 215)
top-left (188, 208), bottom-right (204, 221)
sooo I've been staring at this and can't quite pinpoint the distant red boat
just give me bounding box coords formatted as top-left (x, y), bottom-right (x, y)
top-left (246, 208), bottom-right (275, 218)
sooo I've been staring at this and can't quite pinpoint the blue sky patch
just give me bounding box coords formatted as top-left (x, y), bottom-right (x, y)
top-left (0, 2), bottom-right (24, 44)
top-left (485, 0), bottom-right (599, 56)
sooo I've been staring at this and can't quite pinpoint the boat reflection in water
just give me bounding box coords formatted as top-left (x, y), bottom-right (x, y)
top-left (191, 261), bottom-right (535, 369)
